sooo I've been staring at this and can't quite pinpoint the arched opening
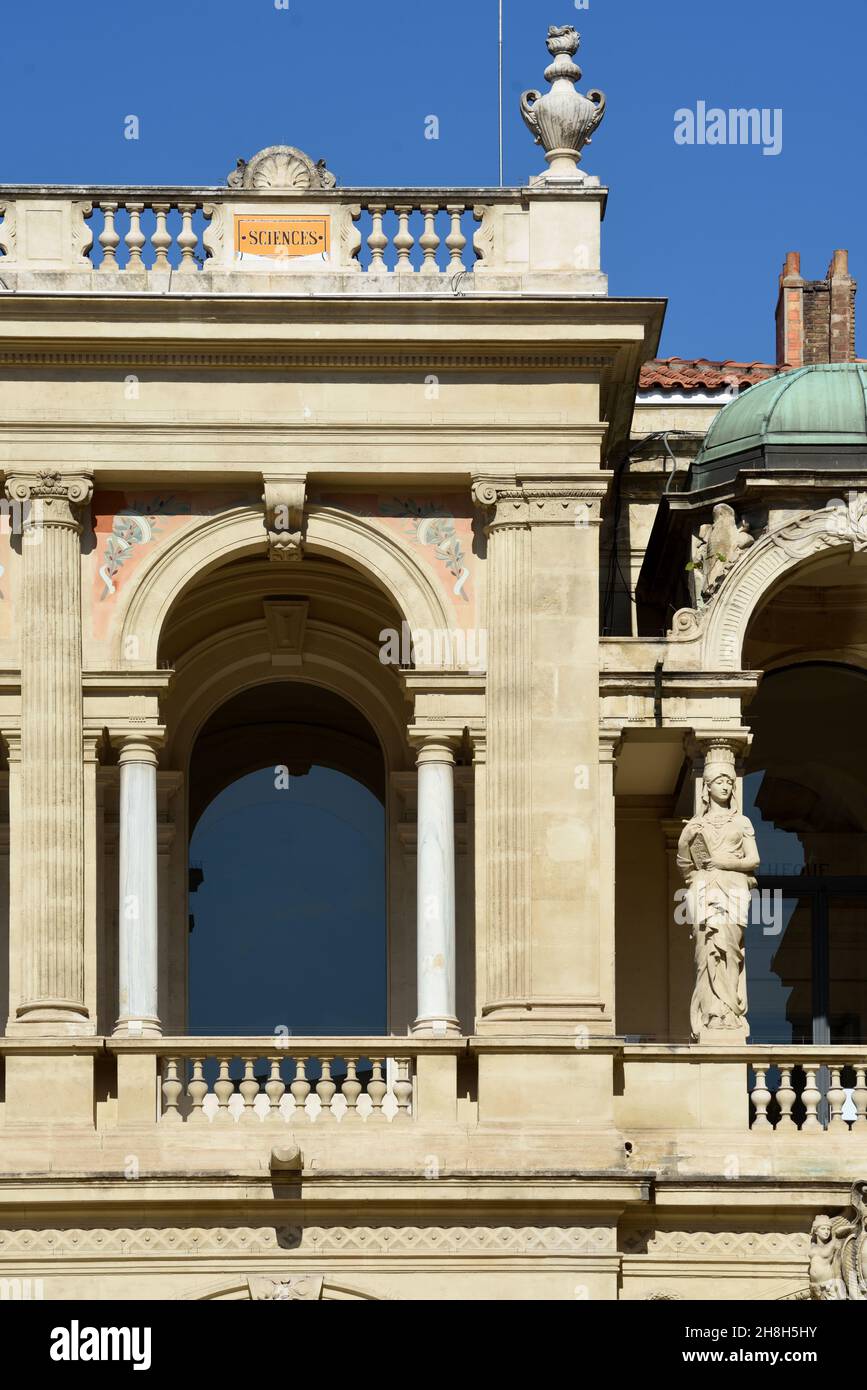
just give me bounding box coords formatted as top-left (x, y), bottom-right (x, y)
top-left (744, 662), bottom-right (867, 1047)
top-left (148, 544), bottom-right (421, 1040)
top-left (742, 548), bottom-right (867, 1050)
top-left (187, 681), bottom-right (387, 1036)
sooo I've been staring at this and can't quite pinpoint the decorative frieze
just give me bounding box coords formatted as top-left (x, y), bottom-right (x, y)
top-left (0, 1224), bottom-right (614, 1258)
top-left (621, 1229), bottom-right (810, 1257)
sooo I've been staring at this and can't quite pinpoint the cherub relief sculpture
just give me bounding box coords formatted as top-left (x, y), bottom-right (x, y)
top-left (809, 1183), bottom-right (867, 1300)
top-left (676, 742), bottom-right (760, 1038)
top-left (690, 503), bottom-right (754, 605)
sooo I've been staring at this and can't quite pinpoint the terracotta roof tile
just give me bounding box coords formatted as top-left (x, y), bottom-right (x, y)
top-left (639, 357), bottom-right (782, 391)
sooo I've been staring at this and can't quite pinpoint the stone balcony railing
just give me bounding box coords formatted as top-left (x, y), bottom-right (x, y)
top-left (618, 1044), bottom-right (867, 1135)
top-left (2, 1037), bottom-right (865, 1136)
top-left (0, 175), bottom-right (608, 296)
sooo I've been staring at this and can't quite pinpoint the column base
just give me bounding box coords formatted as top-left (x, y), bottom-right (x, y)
top-left (478, 998), bottom-right (613, 1036)
top-left (411, 1014), bottom-right (461, 1038)
top-left (10, 1001), bottom-right (93, 1037)
top-left (113, 1015), bottom-right (163, 1039)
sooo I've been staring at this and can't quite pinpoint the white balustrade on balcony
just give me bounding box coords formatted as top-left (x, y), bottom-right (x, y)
top-left (748, 1055), bottom-right (867, 1132)
top-left (158, 1046), bottom-right (414, 1124)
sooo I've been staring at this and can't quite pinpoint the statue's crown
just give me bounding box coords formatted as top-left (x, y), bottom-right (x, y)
top-left (703, 741), bottom-right (736, 781)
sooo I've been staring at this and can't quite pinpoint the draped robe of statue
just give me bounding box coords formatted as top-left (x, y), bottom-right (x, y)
top-left (676, 760), bottom-right (759, 1037)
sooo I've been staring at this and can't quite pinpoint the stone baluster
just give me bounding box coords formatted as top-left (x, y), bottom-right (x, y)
top-left (368, 1058), bottom-right (387, 1119)
top-left (802, 1064), bottom-right (822, 1130)
top-left (341, 1058), bottom-right (362, 1118)
top-left (151, 202), bottom-right (172, 271)
top-left (239, 1058), bottom-right (260, 1120)
top-left (4, 471), bottom-right (93, 1032)
top-left (445, 204), bottom-right (467, 272)
top-left (852, 1066), bottom-right (867, 1129)
top-left (750, 1063), bottom-right (773, 1130)
top-left (124, 203), bottom-right (145, 269)
top-left (265, 1057), bottom-right (286, 1123)
top-left (187, 1057), bottom-right (208, 1123)
top-left (213, 1057), bottom-right (234, 1123)
top-left (419, 203), bottom-right (441, 274)
top-left (393, 205), bottom-right (415, 271)
top-left (289, 1057), bottom-right (311, 1120)
top-left (412, 736), bottom-right (459, 1035)
top-left (775, 1063), bottom-right (797, 1130)
top-left (393, 1058), bottom-right (413, 1119)
top-left (827, 1064), bottom-right (847, 1130)
top-left (176, 202), bottom-right (198, 272)
top-left (161, 1058), bottom-right (182, 1121)
top-left (366, 203), bottom-right (388, 273)
top-left (98, 202), bottom-right (120, 270)
top-left (315, 1058), bottom-right (336, 1120)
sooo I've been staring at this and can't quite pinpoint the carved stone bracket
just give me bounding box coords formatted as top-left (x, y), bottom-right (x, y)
top-left (262, 474), bottom-right (306, 561)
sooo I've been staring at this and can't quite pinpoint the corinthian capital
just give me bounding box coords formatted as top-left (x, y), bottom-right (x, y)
top-left (4, 470), bottom-right (93, 530)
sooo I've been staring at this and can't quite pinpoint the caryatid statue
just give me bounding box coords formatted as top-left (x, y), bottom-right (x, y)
top-left (676, 741), bottom-right (759, 1039)
top-left (809, 1183), bottom-right (867, 1300)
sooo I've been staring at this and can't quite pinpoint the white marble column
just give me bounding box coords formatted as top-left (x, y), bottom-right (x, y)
top-left (115, 737), bottom-right (161, 1036)
top-left (413, 738), bottom-right (459, 1036)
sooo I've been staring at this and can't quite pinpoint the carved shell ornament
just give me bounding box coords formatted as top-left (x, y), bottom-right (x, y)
top-left (520, 26), bottom-right (606, 169)
top-left (227, 145), bottom-right (337, 191)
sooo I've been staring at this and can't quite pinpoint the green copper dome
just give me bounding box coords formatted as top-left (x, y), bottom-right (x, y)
top-left (689, 363), bottom-right (867, 490)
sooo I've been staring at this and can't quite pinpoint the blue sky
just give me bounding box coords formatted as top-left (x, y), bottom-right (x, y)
top-left (189, 768), bottom-right (386, 1036)
top-left (2, 0), bottom-right (864, 361)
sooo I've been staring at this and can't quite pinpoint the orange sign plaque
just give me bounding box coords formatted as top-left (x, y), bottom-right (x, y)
top-left (233, 215), bottom-right (331, 259)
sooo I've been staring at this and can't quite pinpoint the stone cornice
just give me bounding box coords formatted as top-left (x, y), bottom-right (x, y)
top-left (0, 292), bottom-right (664, 329)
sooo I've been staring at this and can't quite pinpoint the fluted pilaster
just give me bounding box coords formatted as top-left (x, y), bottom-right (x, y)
top-left (473, 478), bottom-right (607, 1031)
top-left (5, 470), bottom-right (92, 1030)
top-left (472, 481), bottom-right (533, 1007)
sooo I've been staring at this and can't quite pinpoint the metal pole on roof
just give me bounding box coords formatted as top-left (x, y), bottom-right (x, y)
top-left (498, 0), bottom-right (504, 185)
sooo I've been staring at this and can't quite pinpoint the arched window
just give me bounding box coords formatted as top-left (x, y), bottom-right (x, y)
top-left (187, 683), bottom-right (387, 1037)
top-left (745, 663), bottom-right (867, 1046)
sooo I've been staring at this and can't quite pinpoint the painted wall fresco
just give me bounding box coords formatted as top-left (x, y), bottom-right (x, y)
top-left (89, 491), bottom-right (257, 642)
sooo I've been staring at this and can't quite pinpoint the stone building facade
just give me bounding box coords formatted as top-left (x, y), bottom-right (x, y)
top-left (0, 27), bottom-right (864, 1301)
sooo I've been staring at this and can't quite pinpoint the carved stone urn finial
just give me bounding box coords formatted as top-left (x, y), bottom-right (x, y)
top-left (520, 25), bottom-right (606, 180)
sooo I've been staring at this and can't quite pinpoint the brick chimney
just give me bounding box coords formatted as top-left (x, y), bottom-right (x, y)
top-left (775, 250), bottom-right (857, 367)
